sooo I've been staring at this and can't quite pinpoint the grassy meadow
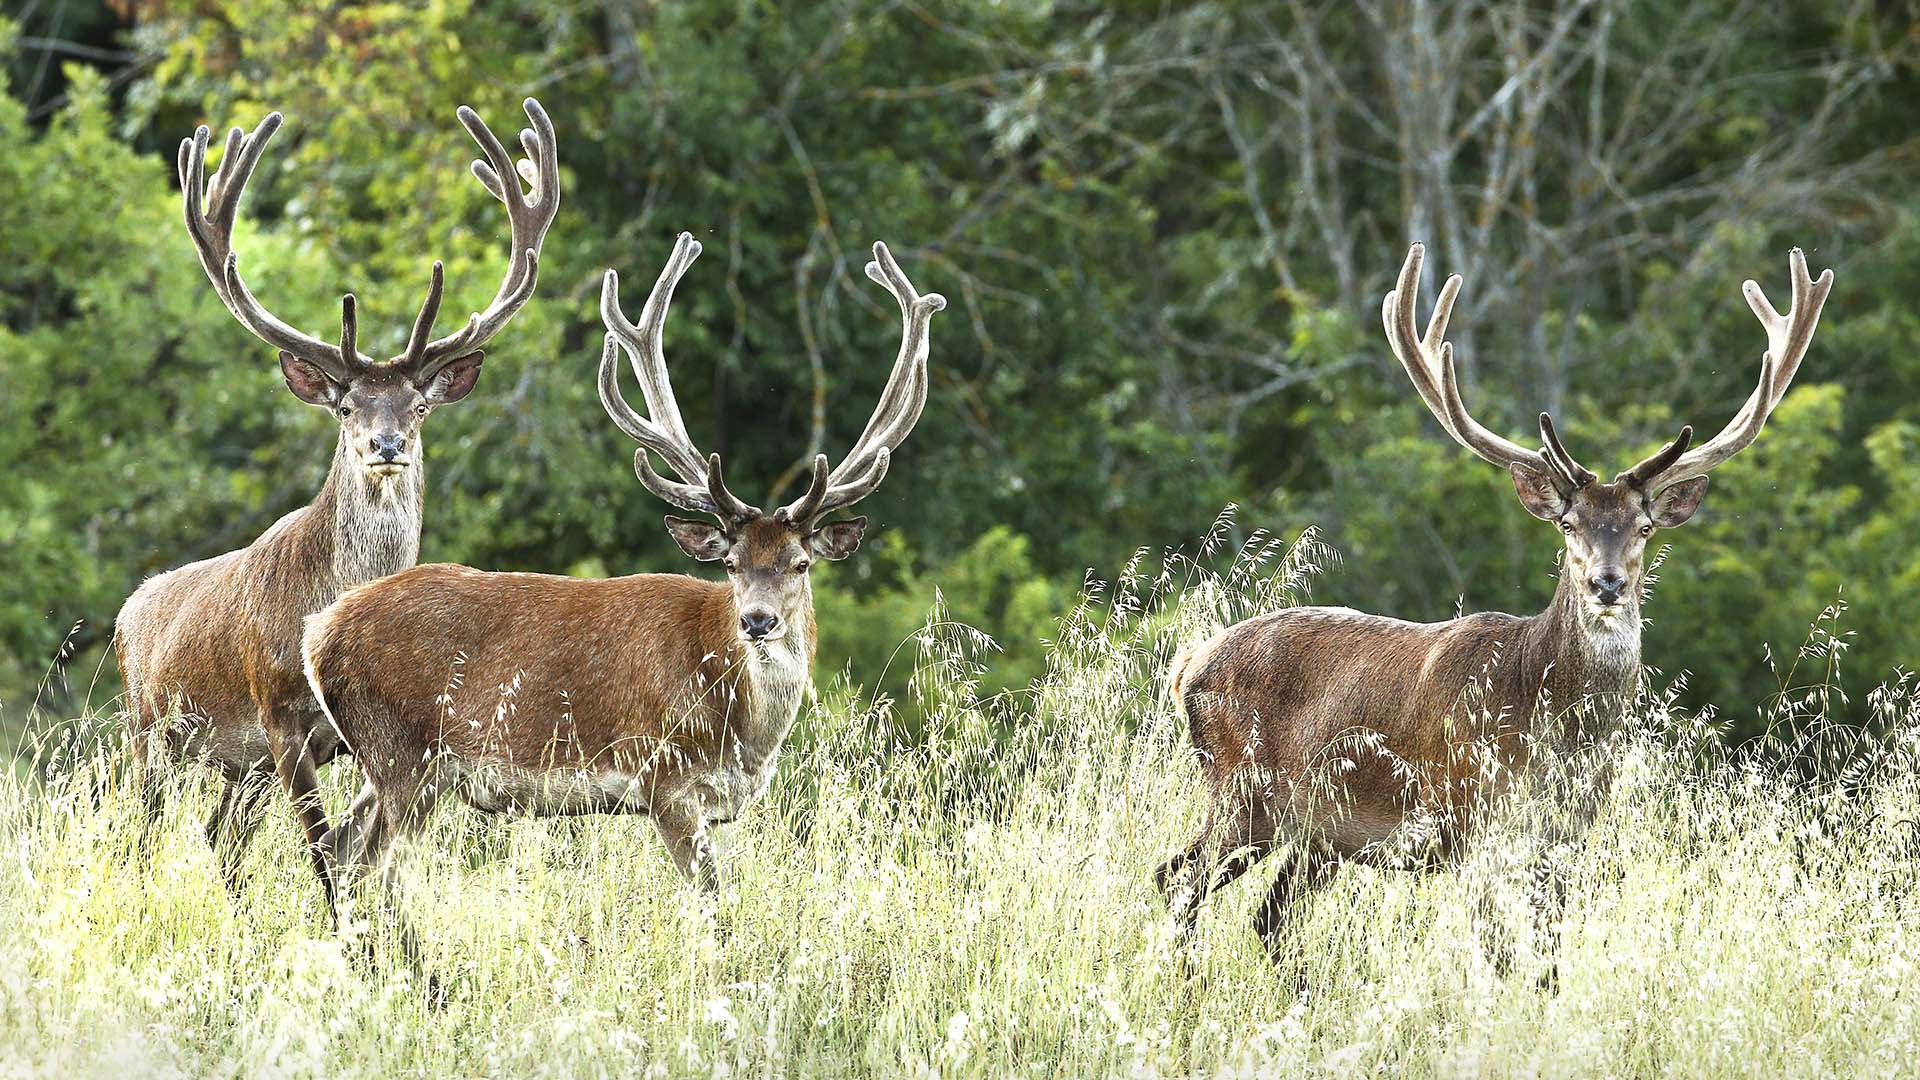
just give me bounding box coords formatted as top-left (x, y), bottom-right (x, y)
top-left (2, 529), bottom-right (1917, 1079)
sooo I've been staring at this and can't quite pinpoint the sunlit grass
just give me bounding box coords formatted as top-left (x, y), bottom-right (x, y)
top-left (3, 521), bottom-right (1916, 1077)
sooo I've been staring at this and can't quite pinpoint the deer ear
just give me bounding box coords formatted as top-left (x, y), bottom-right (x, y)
top-left (280, 351), bottom-right (343, 407)
top-left (664, 516), bottom-right (731, 562)
top-left (421, 353), bottom-right (483, 405)
top-left (809, 516), bottom-right (867, 561)
top-left (1650, 475), bottom-right (1709, 528)
top-left (1509, 462), bottom-right (1569, 521)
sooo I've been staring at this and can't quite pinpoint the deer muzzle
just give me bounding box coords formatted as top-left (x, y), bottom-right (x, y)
top-left (739, 608), bottom-right (784, 644)
top-left (1588, 569), bottom-right (1629, 607)
top-left (366, 432), bottom-right (411, 474)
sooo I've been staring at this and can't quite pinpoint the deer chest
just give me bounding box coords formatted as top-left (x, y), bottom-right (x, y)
top-left (691, 643), bottom-right (811, 822)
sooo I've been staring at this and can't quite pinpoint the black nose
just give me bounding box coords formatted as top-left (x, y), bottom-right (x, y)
top-left (740, 611), bottom-right (780, 640)
top-left (370, 432), bottom-right (407, 461)
top-left (1590, 570), bottom-right (1628, 603)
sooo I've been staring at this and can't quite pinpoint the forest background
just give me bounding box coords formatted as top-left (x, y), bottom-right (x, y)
top-left (3, 0), bottom-right (1918, 742)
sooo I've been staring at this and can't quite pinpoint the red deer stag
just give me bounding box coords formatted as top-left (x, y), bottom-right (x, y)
top-left (115, 100), bottom-right (559, 903)
top-left (1156, 244), bottom-right (1832, 954)
top-left (300, 233), bottom-right (943, 961)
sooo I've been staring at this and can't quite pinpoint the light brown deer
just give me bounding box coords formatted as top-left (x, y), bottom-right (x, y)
top-left (115, 100), bottom-right (559, 902)
top-left (299, 233), bottom-right (943, 962)
top-left (1156, 244), bottom-right (1833, 953)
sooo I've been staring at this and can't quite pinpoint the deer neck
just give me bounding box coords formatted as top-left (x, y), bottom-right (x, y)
top-left (311, 431), bottom-right (424, 592)
top-left (1523, 567), bottom-right (1642, 711)
top-left (722, 578), bottom-right (816, 747)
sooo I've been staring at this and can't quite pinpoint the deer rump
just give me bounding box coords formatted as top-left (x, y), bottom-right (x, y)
top-left (303, 564), bottom-right (800, 823)
top-left (119, 539), bottom-right (354, 776)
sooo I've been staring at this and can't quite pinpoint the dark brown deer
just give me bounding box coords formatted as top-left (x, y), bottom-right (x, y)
top-left (1156, 244), bottom-right (1832, 953)
top-left (299, 233), bottom-right (942, 962)
top-left (115, 100), bottom-right (559, 901)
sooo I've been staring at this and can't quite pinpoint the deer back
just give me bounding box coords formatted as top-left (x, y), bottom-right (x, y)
top-left (1175, 606), bottom-right (1578, 812)
top-left (305, 564), bottom-right (759, 775)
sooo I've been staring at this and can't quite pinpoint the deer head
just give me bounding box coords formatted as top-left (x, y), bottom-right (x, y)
top-left (1383, 244), bottom-right (1833, 628)
top-left (178, 100), bottom-right (560, 482)
top-left (598, 233), bottom-right (944, 651)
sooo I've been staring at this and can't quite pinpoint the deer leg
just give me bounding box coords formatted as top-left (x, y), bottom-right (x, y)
top-left (1250, 842), bottom-right (1341, 954)
top-left (1153, 838), bottom-right (1207, 935)
top-left (377, 839), bottom-right (436, 995)
top-left (321, 779), bottom-right (380, 880)
top-left (338, 802), bottom-right (412, 972)
top-left (339, 768), bottom-right (443, 1000)
top-left (206, 768), bottom-right (274, 896)
top-left (333, 797), bottom-right (385, 904)
top-left (127, 717), bottom-right (170, 870)
top-left (1525, 847), bottom-right (1573, 989)
top-left (653, 800), bottom-right (718, 895)
top-left (129, 750), bottom-right (166, 869)
top-left (1156, 786), bottom-right (1283, 941)
top-left (1472, 844), bottom-right (1571, 986)
top-left (331, 786), bottom-right (392, 941)
top-left (264, 710), bottom-right (339, 917)
top-left (383, 778), bottom-right (447, 1001)
top-left (204, 778), bottom-right (240, 843)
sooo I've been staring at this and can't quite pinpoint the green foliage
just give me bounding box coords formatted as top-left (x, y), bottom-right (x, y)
top-left (1645, 385), bottom-right (1858, 714)
top-left (815, 526), bottom-right (1071, 706)
top-left (2, 1), bottom-right (1918, 737)
top-left (0, 61), bottom-right (266, 699)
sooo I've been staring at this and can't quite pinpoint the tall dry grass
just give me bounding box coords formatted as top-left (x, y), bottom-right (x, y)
top-left (2, 516), bottom-right (1916, 1077)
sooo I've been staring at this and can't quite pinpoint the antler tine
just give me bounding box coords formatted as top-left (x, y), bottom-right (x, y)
top-left (701, 454), bottom-right (759, 522)
top-left (1381, 245), bottom-right (1462, 443)
top-left (1634, 248), bottom-right (1834, 492)
top-left (597, 335), bottom-right (720, 514)
top-left (1617, 425), bottom-right (1694, 487)
top-left (601, 235), bottom-right (709, 484)
top-left (599, 235), bottom-right (760, 523)
top-left (399, 262), bottom-right (446, 367)
top-left (848, 243), bottom-right (945, 456)
top-left (1433, 342), bottom-right (1567, 478)
top-left (1538, 413), bottom-right (1596, 488)
top-left (630, 453), bottom-right (759, 521)
top-left (777, 241), bottom-right (945, 524)
top-left (1382, 244), bottom-right (1572, 481)
top-left (339, 294), bottom-right (358, 362)
top-left (1757, 249), bottom-right (1831, 396)
top-left (774, 455), bottom-right (832, 526)
top-left (410, 98), bottom-right (561, 378)
top-left (179, 113), bottom-right (367, 380)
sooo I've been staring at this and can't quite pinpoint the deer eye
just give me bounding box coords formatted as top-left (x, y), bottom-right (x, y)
top-left (1639, 523), bottom-right (1655, 537)
top-left (1559, 521), bottom-right (1574, 535)
top-left (415, 403), bottom-right (429, 418)
top-left (792, 559), bottom-right (810, 575)
top-left (337, 405), bottom-right (353, 418)
top-left (724, 559), bottom-right (740, 573)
